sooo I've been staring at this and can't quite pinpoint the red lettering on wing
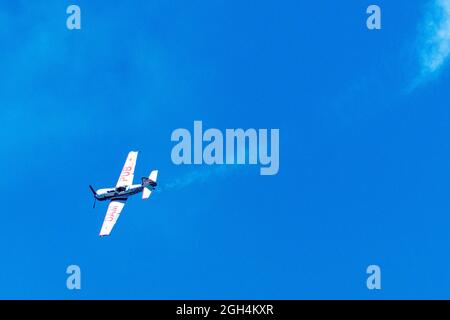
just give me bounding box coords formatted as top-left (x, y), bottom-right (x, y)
top-left (105, 205), bottom-right (120, 222)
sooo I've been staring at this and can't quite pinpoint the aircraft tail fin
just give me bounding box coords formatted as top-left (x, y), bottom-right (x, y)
top-left (149, 170), bottom-right (158, 183)
top-left (142, 170), bottom-right (158, 200)
top-left (141, 170), bottom-right (158, 186)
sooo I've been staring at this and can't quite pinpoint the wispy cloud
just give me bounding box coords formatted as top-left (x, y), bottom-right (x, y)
top-left (415, 0), bottom-right (450, 85)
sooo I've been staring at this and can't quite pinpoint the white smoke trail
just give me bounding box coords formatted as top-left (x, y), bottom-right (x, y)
top-left (160, 165), bottom-right (244, 192)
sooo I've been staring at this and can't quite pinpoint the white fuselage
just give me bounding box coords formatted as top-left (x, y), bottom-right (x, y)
top-left (95, 184), bottom-right (145, 201)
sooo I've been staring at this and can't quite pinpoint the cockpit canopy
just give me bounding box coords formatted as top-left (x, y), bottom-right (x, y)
top-left (115, 186), bottom-right (127, 193)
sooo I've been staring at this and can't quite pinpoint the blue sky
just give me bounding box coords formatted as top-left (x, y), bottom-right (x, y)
top-left (1, 0), bottom-right (450, 299)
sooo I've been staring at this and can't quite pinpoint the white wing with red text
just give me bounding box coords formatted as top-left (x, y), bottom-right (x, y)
top-left (116, 151), bottom-right (138, 187)
top-left (99, 200), bottom-right (126, 236)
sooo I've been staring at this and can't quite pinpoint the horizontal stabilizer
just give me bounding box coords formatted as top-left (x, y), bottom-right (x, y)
top-left (149, 170), bottom-right (158, 182)
top-left (142, 187), bottom-right (152, 200)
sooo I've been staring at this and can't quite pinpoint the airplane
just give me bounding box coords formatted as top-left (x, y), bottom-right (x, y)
top-left (89, 151), bottom-right (158, 237)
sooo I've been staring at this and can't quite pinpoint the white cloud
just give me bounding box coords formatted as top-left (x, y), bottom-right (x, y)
top-left (417, 0), bottom-right (450, 81)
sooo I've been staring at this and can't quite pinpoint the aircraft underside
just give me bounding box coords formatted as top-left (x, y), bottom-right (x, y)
top-left (89, 151), bottom-right (158, 236)
top-left (97, 186), bottom-right (143, 201)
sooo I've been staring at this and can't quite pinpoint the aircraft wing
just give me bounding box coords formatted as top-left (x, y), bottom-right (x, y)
top-left (99, 200), bottom-right (126, 236)
top-left (116, 151), bottom-right (138, 187)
